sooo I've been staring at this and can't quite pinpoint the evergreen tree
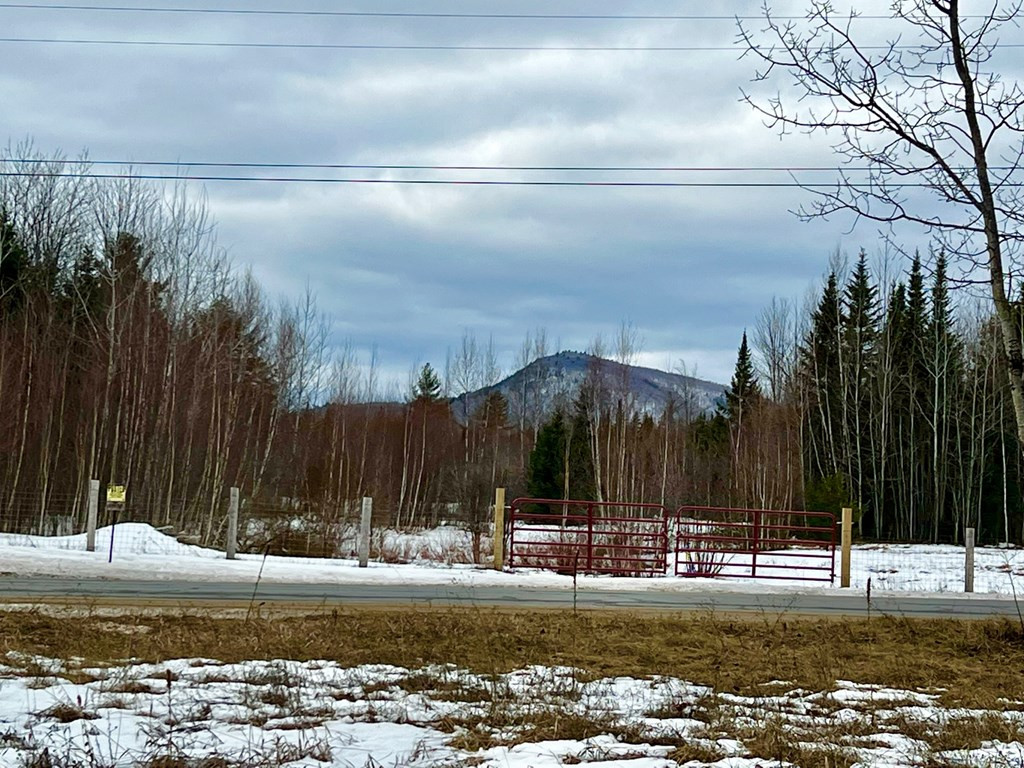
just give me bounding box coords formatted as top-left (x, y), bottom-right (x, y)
top-left (721, 330), bottom-right (761, 426)
top-left (844, 250), bottom-right (878, 358)
top-left (566, 388), bottom-right (597, 501)
top-left (841, 250), bottom-right (879, 523)
top-left (802, 271), bottom-right (844, 480)
top-left (526, 409), bottom-right (567, 509)
top-left (885, 282), bottom-right (908, 351)
top-left (412, 363), bottom-right (442, 403)
top-left (904, 253), bottom-right (931, 407)
top-left (0, 212), bottom-right (27, 314)
top-left (474, 390), bottom-right (508, 431)
top-left (926, 251), bottom-right (962, 540)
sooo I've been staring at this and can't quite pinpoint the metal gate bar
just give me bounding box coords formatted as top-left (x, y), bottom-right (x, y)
top-left (508, 498), bottom-right (670, 576)
top-left (673, 506), bottom-right (836, 582)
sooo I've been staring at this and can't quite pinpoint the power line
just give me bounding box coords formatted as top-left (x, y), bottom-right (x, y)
top-left (1, 35), bottom-right (1012, 52)
top-left (1, 170), bottom-right (1015, 188)
top-left (3, 158), bottom-right (1019, 173)
top-left (0, 37), bottom-right (760, 51)
top-left (0, 2), bottom-right (933, 21)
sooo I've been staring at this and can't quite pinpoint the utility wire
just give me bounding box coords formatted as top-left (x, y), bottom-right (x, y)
top-left (1, 170), bottom-right (1015, 188)
top-left (3, 158), bottom-right (1019, 173)
top-left (1, 35), bottom-right (1012, 51)
top-left (0, 2), bottom-right (941, 21)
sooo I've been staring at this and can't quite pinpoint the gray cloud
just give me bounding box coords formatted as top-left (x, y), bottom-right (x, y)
top-left (0, 0), bottom-right (955, 388)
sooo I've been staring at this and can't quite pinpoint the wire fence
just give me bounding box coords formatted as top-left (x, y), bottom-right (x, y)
top-left (0, 490), bottom-right (85, 537)
top-left (850, 542), bottom-right (1024, 594)
top-left (0, 486), bottom-right (1022, 594)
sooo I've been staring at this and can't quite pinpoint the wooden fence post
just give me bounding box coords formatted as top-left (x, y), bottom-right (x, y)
top-left (86, 479), bottom-right (99, 553)
top-left (493, 488), bottom-right (506, 570)
top-left (841, 507), bottom-right (853, 588)
top-left (358, 497), bottom-right (372, 568)
top-left (965, 527), bottom-right (975, 594)
top-left (226, 487), bottom-right (239, 560)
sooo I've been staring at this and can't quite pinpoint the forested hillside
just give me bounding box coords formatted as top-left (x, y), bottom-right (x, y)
top-left (1, 154), bottom-right (1021, 545)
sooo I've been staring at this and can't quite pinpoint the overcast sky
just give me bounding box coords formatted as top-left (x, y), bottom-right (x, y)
top-left (0, 0), bottom-right (977, 389)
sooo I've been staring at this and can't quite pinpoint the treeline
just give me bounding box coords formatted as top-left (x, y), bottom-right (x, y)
top-left (2, 151), bottom-right (1021, 545)
top-left (0, 151), bottom-right (782, 544)
top-left (697, 251), bottom-right (1024, 545)
top-left (499, 249), bottom-right (1024, 546)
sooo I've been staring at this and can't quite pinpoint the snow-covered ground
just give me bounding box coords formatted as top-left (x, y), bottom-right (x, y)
top-left (0, 523), bottom-right (1022, 596)
top-left (1, 654), bottom-right (1021, 768)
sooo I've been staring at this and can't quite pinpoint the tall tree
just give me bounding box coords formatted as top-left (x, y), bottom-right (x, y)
top-left (526, 409), bottom-right (567, 508)
top-left (722, 331), bottom-right (761, 427)
top-left (740, 1), bottom-right (1024, 477)
top-left (802, 272), bottom-right (844, 482)
top-left (412, 363), bottom-right (442, 403)
top-left (841, 251), bottom-right (878, 527)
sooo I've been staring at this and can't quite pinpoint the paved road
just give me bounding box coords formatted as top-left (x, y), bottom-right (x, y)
top-left (0, 576), bottom-right (1019, 618)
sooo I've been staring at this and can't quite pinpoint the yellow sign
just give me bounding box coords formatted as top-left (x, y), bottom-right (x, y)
top-left (107, 485), bottom-right (126, 504)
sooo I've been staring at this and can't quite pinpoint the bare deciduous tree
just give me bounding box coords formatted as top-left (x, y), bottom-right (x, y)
top-left (740, 0), bottom-right (1024, 448)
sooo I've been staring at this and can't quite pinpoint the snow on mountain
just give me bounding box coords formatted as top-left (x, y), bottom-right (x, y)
top-left (451, 351), bottom-right (725, 422)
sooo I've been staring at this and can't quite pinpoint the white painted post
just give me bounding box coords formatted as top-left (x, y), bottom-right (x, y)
top-left (86, 479), bottom-right (99, 553)
top-left (358, 497), bottom-right (372, 568)
top-left (841, 507), bottom-right (853, 588)
top-left (965, 527), bottom-right (975, 594)
top-left (226, 487), bottom-right (239, 560)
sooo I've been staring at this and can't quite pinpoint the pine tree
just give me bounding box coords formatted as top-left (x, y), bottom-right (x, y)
top-left (412, 363), bottom-right (442, 403)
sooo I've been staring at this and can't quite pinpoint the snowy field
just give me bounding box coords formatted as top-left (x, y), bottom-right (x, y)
top-left (1, 653), bottom-right (1021, 768)
top-left (0, 523), bottom-right (1022, 596)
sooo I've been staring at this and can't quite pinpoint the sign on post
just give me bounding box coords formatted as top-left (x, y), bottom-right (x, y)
top-left (105, 484), bottom-right (125, 564)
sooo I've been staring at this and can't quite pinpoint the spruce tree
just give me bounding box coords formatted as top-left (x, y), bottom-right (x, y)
top-left (906, 253), bottom-right (930, 393)
top-left (802, 271), bottom-right (844, 480)
top-left (927, 251), bottom-right (961, 540)
top-left (412, 363), bottom-right (442, 402)
top-left (841, 250), bottom-right (879, 523)
top-left (722, 330), bottom-right (761, 426)
top-left (844, 251), bottom-right (878, 357)
top-left (527, 409), bottom-right (567, 508)
top-left (566, 389), bottom-right (597, 500)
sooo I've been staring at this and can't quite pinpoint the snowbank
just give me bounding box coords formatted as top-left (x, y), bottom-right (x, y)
top-left (0, 523), bottom-right (222, 558)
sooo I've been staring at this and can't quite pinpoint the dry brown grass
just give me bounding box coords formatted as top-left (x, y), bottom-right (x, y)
top-left (36, 701), bottom-right (99, 723)
top-left (887, 710), bottom-right (1024, 753)
top-left (737, 717), bottom-right (861, 768)
top-left (3, 606), bottom-right (1023, 768)
top-left (1, 608), bottom-right (1022, 712)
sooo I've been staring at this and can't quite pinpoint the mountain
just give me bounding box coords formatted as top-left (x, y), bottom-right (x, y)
top-left (451, 351), bottom-right (725, 423)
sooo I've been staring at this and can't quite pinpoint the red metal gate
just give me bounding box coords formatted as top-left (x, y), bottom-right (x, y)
top-left (672, 506), bottom-right (836, 582)
top-left (507, 498), bottom-right (669, 576)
